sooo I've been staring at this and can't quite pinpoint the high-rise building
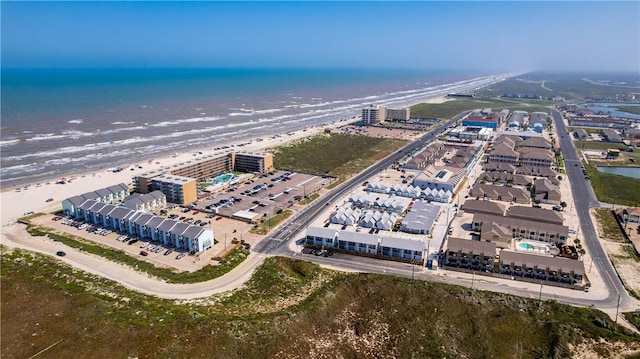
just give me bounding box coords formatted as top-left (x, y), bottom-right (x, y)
top-left (362, 105), bottom-right (386, 125)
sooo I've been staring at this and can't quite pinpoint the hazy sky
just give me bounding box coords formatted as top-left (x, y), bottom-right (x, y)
top-left (2, 1), bottom-right (639, 72)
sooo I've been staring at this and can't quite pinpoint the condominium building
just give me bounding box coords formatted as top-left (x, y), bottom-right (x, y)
top-left (471, 213), bottom-right (568, 245)
top-left (150, 174), bottom-right (197, 205)
top-left (171, 152), bottom-right (233, 179)
top-left (362, 105), bottom-right (386, 125)
top-left (232, 152), bottom-right (274, 173)
top-left (386, 108), bottom-right (410, 122)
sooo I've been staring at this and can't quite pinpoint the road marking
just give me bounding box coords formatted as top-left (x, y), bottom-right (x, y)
top-left (270, 237), bottom-right (286, 242)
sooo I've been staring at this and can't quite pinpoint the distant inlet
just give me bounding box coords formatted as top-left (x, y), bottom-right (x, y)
top-left (596, 166), bottom-right (640, 179)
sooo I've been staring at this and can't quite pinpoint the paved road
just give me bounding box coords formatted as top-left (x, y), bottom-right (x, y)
top-left (253, 108), bottom-right (637, 312)
top-left (551, 108), bottom-right (633, 309)
top-left (254, 111), bottom-right (470, 256)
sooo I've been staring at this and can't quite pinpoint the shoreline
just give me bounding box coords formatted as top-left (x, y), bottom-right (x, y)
top-left (0, 95), bottom-right (453, 226)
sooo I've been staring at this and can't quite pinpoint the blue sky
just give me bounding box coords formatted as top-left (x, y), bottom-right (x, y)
top-left (2, 1), bottom-right (639, 71)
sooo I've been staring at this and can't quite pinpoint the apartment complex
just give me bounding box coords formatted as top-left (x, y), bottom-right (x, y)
top-left (134, 150), bottom-right (274, 205)
top-left (385, 108), bottom-right (410, 122)
top-left (471, 213), bottom-right (568, 245)
top-left (150, 174), bottom-right (197, 205)
top-left (362, 105), bottom-right (386, 125)
top-left (62, 183), bottom-right (130, 217)
top-left (171, 153), bottom-right (233, 179)
top-left (72, 199), bottom-right (213, 253)
top-left (232, 152), bottom-right (274, 173)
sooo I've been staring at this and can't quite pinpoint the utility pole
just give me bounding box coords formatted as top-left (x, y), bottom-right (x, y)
top-left (538, 281), bottom-right (543, 308)
top-left (224, 233), bottom-right (227, 251)
top-left (471, 271), bottom-right (475, 290)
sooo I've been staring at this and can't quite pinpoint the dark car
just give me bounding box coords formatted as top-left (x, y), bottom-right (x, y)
top-left (140, 250), bottom-right (149, 256)
top-left (56, 251), bottom-right (66, 257)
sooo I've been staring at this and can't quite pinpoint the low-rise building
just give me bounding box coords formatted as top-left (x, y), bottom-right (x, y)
top-left (470, 184), bottom-right (530, 204)
top-left (498, 250), bottom-right (584, 285)
top-left (621, 207), bottom-right (640, 224)
top-left (602, 128), bottom-right (624, 143)
top-left (460, 199), bottom-right (506, 216)
top-left (574, 129), bottom-right (589, 140)
top-left (444, 237), bottom-right (496, 271)
top-left (413, 165), bottom-right (465, 194)
top-left (533, 178), bottom-right (562, 204)
top-left (122, 190), bottom-right (167, 212)
top-left (506, 206), bottom-right (563, 225)
top-left (472, 213), bottom-right (568, 245)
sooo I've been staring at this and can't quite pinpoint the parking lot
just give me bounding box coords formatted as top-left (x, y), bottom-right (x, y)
top-left (33, 215), bottom-right (251, 272)
top-left (193, 170), bottom-right (330, 221)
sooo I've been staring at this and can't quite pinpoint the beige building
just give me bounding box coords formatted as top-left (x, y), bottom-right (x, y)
top-left (362, 105), bottom-right (386, 125)
top-left (232, 152), bottom-right (274, 173)
top-left (150, 174), bottom-right (197, 205)
top-left (171, 153), bottom-right (233, 180)
top-left (386, 108), bottom-right (410, 122)
top-left (472, 213), bottom-right (568, 245)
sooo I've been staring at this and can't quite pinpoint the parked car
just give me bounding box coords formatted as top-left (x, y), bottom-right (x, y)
top-left (140, 250), bottom-right (149, 256)
top-left (56, 251), bottom-right (66, 257)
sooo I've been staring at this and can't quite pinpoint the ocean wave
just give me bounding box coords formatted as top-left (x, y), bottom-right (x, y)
top-left (0, 139), bottom-right (20, 147)
top-left (150, 116), bottom-right (222, 127)
top-left (68, 119), bottom-right (84, 124)
top-left (111, 121), bottom-right (136, 125)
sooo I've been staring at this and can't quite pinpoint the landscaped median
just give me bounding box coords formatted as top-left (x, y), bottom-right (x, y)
top-left (24, 219), bottom-right (249, 284)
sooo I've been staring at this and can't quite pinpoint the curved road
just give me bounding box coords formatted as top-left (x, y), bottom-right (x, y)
top-left (2, 84), bottom-right (636, 313)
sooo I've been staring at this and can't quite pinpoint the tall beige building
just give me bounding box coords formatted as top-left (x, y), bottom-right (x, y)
top-left (386, 108), bottom-right (410, 122)
top-left (362, 105), bottom-right (386, 125)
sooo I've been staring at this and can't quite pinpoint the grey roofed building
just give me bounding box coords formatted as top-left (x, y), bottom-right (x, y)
top-left (519, 137), bottom-right (552, 149)
top-left (66, 195), bottom-right (87, 207)
top-left (145, 216), bottom-right (166, 229)
top-left (499, 250), bottom-right (584, 276)
top-left (132, 213), bottom-right (154, 226)
top-left (157, 219), bottom-right (179, 232)
top-left (400, 201), bottom-right (439, 234)
top-left (472, 213), bottom-right (568, 244)
top-left (183, 225), bottom-right (205, 240)
top-left (95, 188), bottom-right (113, 198)
top-left (108, 183), bottom-right (130, 193)
top-left (109, 206), bottom-right (134, 220)
top-left (602, 128), bottom-right (623, 143)
top-left (380, 235), bottom-right (424, 252)
top-left (80, 191), bottom-right (101, 201)
top-left (574, 128), bottom-right (589, 140)
top-left (461, 199), bottom-right (506, 216)
top-left (506, 206), bottom-right (563, 225)
top-left (170, 222), bottom-right (190, 235)
top-left (447, 236), bottom-right (496, 255)
top-left (97, 204), bottom-right (117, 215)
top-left (470, 183), bottom-right (530, 203)
top-left (338, 231), bottom-right (379, 246)
top-left (307, 226), bottom-right (340, 239)
top-left (477, 172), bottom-right (531, 186)
top-left (515, 166), bottom-right (557, 180)
top-left (482, 162), bottom-right (516, 173)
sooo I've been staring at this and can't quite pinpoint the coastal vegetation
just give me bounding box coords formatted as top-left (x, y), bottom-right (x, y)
top-left (24, 223), bottom-right (249, 284)
top-left (2, 248), bottom-right (639, 359)
top-left (617, 106), bottom-right (640, 116)
top-left (250, 209), bottom-right (293, 235)
top-left (409, 97), bottom-right (551, 120)
top-left (271, 133), bottom-right (407, 183)
top-left (584, 163), bottom-right (640, 206)
top-left (593, 208), bottom-right (628, 243)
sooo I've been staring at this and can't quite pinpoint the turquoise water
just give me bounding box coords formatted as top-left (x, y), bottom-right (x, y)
top-left (211, 173), bottom-right (235, 184)
top-left (596, 166), bottom-right (640, 179)
top-left (518, 243), bottom-right (534, 250)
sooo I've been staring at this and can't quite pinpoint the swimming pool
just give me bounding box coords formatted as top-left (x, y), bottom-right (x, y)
top-left (518, 243), bottom-right (534, 250)
top-left (211, 173), bottom-right (235, 184)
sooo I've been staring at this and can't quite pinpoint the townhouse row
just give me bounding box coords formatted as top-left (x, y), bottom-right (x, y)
top-left (71, 199), bottom-right (213, 253)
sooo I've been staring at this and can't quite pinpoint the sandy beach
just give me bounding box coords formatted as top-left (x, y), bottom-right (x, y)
top-left (0, 96), bottom-right (455, 230)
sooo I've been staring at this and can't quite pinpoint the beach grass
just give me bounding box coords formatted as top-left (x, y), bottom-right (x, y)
top-left (271, 133), bottom-right (407, 183)
top-left (593, 208), bottom-right (627, 243)
top-left (584, 163), bottom-right (640, 206)
top-left (575, 140), bottom-right (629, 151)
top-left (2, 248), bottom-right (638, 359)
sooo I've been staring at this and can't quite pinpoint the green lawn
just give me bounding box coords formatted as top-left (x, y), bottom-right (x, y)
top-left (615, 106), bottom-right (640, 116)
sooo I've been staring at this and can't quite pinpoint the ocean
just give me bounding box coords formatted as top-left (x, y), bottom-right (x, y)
top-left (1, 68), bottom-right (505, 188)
